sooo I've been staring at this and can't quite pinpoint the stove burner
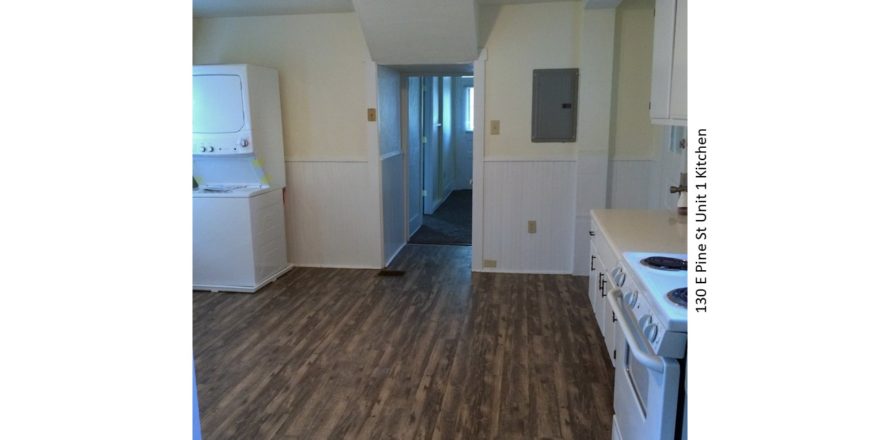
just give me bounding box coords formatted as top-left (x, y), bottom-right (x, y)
top-left (667, 288), bottom-right (687, 307)
top-left (640, 256), bottom-right (687, 271)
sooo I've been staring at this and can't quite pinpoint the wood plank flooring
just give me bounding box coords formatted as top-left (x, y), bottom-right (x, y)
top-left (194, 245), bottom-right (613, 440)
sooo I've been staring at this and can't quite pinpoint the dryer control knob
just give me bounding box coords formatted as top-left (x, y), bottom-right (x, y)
top-left (645, 323), bottom-right (659, 342)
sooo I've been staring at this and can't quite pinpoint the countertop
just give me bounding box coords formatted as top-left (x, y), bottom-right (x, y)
top-left (590, 209), bottom-right (687, 258)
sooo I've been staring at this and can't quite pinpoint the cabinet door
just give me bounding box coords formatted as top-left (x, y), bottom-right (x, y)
top-left (589, 254), bottom-right (599, 307)
top-left (603, 294), bottom-right (617, 366)
top-left (650, 0), bottom-right (687, 125)
top-left (669, 0), bottom-right (687, 120)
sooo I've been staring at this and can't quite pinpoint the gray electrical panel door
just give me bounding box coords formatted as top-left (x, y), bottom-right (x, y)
top-left (532, 68), bottom-right (578, 142)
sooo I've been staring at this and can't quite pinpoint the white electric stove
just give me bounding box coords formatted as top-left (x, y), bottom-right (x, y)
top-left (609, 252), bottom-right (687, 440)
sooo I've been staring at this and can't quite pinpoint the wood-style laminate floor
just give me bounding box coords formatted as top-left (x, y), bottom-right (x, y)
top-left (194, 245), bottom-right (613, 440)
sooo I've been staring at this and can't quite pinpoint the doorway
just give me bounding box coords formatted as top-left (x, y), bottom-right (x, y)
top-left (405, 75), bottom-right (473, 246)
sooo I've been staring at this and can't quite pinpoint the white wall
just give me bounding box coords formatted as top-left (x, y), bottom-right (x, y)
top-left (483, 160), bottom-right (576, 273)
top-left (378, 65), bottom-right (405, 265)
top-left (479, 2), bottom-right (594, 273)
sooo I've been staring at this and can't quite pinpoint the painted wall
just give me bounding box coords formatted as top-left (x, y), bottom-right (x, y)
top-left (606, 0), bottom-right (686, 211)
top-left (478, 2), bottom-right (586, 273)
top-left (378, 65), bottom-right (405, 265)
top-left (609, 0), bottom-right (661, 162)
top-left (483, 2), bottom-right (582, 160)
top-left (194, 13), bottom-right (369, 161)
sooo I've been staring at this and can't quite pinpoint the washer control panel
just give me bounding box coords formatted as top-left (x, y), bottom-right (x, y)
top-left (193, 133), bottom-right (252, 155)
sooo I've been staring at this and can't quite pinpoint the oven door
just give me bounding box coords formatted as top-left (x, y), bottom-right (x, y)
top-left (609, 288), bottom-right (681, 440)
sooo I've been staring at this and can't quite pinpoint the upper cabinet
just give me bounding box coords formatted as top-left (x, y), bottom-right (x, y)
top-left (650, 0), bottom-right (687, 126)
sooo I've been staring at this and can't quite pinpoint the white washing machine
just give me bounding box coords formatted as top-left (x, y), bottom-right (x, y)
top-left (193, 185), bottom-right (292, 293)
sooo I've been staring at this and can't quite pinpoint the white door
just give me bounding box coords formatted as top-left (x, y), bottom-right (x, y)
top-left (407, 77), bottom-right (423, 237)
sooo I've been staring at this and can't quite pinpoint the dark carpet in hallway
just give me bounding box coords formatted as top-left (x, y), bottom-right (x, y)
top-left (409, 189), bottom-right (472, 245)
top-left (193, 244), bottom-right (614, 440)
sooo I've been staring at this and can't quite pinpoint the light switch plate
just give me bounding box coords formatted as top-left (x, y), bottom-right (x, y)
top-left (490, 120), bottom-right (500, 135)
top-left (528, 220), bottom-right (537, 234)
top-left (483, 259), bottom-right (497, 268)
top-left (367, 108), bottom-right (377, 121)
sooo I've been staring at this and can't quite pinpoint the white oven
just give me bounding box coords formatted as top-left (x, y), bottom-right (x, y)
top-left (609, 252), bottom-right (687, 440)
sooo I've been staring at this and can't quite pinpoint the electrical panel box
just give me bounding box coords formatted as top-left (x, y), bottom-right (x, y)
top-left (531, 68), bottom-right (579, 142)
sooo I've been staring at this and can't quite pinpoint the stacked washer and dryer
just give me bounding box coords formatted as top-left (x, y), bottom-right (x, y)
top-left (192, 64), bottom-right (292, 293)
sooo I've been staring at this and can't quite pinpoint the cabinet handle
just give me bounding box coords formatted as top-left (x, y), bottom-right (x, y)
top-left (589, 230), bottom-right (596, 237)
top-left (599, 273), bottom-right (606, 297)
top-left (590, 255), bottom-right (596, 271)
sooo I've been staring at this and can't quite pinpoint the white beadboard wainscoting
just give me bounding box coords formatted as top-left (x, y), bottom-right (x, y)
top-left (284, 159), bottom-right (382, 269)
top-left (381, 152), bottom-right (406, 266)
top-left (481, 159), bottom-right (577, 274)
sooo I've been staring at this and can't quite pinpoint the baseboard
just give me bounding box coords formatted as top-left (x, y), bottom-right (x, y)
top-left (193, 263), bottom-right (295, 293)
top-left (292, 263), bottom-right (382, 270)
top-left (473, 268), bottom-right (572, 275)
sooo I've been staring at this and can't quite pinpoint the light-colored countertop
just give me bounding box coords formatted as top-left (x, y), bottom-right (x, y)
top-left (591, 209), bottom-right (687, 258)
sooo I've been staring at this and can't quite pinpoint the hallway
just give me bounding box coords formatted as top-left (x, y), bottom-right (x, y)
top-left (409, 190), bottom-right (472, 245)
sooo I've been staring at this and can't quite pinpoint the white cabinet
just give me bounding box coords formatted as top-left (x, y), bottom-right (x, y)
top-left (589, 218), bottom-right (618, 366)
top-left (650, 0), bottom-right (687, 126)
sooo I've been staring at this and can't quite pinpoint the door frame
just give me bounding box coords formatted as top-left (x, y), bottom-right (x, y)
top-left (390, 49), bottom-right (487, 271)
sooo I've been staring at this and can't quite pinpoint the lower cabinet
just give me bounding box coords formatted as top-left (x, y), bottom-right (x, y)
top-left (589, 221), bottom-right (617, 367)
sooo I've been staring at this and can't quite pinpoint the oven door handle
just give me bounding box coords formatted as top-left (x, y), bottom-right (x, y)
top-left (608, 288), bottom-right (666, 373)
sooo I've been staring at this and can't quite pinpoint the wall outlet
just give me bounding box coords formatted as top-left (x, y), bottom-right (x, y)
top-left (490, 120), bottom-right (500, 135)
top-left (483, 259), bottom-right (497, 268)
top-left (528, 220), bottom-right (537, 234)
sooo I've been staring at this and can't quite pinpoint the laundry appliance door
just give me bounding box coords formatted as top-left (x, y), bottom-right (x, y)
top-left (193, 74), bottom-right (246, 134)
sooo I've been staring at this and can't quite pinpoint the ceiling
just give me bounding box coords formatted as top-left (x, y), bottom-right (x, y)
top-left (193, 0), bottom-right (568, 18)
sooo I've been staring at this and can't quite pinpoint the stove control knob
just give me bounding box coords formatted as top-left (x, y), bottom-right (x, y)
top-left (200, 146), bottom-right (206, 153)
top-left (645, 323), bottom-right (659, 342)
top-left (638, 315), bottom-right (653, 331)
top-left (624, 290), bottom-right (638, 307)
top-left (209, 146), bottom-right (215, 152)
top-left (239, 138), bottom-right (250, 148)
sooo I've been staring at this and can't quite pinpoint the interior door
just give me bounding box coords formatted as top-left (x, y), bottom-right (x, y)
top-left (423, 77), bottom-right (439, 215)
top-left (407, 77), bottom-right (423, 237)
